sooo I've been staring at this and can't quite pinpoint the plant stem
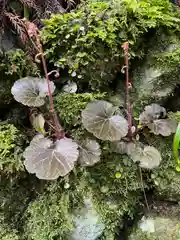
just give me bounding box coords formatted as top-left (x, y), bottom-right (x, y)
top-left (139, 167), bottom-right (150, 212)
top-left (25, 20), bottom-right (63, 139)
top-left (122, 42), bottom-right (132, 137)
top-left (24, 5), bottom-right (29, 19)
top-left (38, 43), bottom-right (63, 139)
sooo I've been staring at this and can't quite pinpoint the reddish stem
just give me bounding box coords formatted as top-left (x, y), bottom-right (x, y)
top-left (25, 21), bottom-right (63, 139)
top-left (39, 43), bottom-right (63, 139)
top-left (122, 42), bottom-right (132, 137)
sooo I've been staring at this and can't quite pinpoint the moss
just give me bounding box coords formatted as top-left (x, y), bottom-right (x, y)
top-left (0, 173), bottom-right (41, 238)
top-left (0, 49), bottom-right (39, 107)
top-left (41, 0), bottom-right (180, 90)
top-left (0, 224), bottom-right (19, 240)
top-left (131, 32), bottom-right (180, 116)
top-left (145, 134), bottom-right (180, 201)
top-left (55, 92), bottom-right (106, 132)
top-left (129, 228), bottom-right (157, 240)
top-left (168, 111), bottom-right (180, 122)
top-left (25, 184), bottom-right (74, 240)
top-left (0, 124), bottom-right (27, 174)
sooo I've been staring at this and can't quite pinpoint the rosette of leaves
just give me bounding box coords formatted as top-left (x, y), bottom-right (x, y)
top-left (78, 138), bottom-right (101, 166)
top-left (11, 77), bottom-right (55, 107)
top-left (130, 146), bottom-right (162, 169)
top-left (139, 104), bottom-right (177, 136)
top-left (23, 134), bottom-right (79, 180)
top-left (111, 141), bottom-right (162, 169)
top-left (81, 100), bottom-right (128, 141)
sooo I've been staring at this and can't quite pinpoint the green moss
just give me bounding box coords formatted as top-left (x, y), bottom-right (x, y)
top-left (0, 124), bottom-right (26, 174)
top-left (0, 224), bottom-right (19, 240)
top-left (25, 184), bottom-right (74, 240)
top-left (0, 49), bottom-right (39, 78)
top-left (129, 229), bottom-right (157, 240)
top-left (0, 49), bottom-right (39, 106)
top-left (131, 32), bottom-right (180, 115)
top-left (144, 134), bottom-right (180, 201)
top-left (55, 92), bottom-right (106, 128)
top-left (41, 0), bottom-right (180, 90)
top-left (168, 111), bottom-right (180, 122)
top-left (0, 173), bottom-right (41, 238)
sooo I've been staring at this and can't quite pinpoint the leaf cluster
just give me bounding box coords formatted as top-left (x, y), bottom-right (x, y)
top-left (139, 103), bottom-right (177, 136)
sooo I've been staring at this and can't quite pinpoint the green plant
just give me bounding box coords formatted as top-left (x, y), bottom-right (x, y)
top-left (0, 49), bottom-right (39, 106)
top-left (0, 124), bottom-right (26, 173)
top-left (0, 0), bottom-right (78, 42)
top-left (41, 0), bottom-right (180, 91)
top-left (55, 92), bottom-right (107, 128)
top-left (11, 37), bottom-right (177, 181)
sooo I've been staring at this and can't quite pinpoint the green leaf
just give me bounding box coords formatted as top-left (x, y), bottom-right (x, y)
top-left (173, 123), bottom-right (180, 163)
top-left (81, 100), bottom-right (128, 141)
top-left (32, 114), bottom-right (46, 135)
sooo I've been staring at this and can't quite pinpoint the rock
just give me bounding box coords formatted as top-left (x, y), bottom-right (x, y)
top-left (129, 203), bottom-right (180, 240)
top-left (0, 31), bottom-right (16, 52)
top-left (132, 34), bottom-right (180, 115)
top-left (70, 198), bottom-right (105, 240)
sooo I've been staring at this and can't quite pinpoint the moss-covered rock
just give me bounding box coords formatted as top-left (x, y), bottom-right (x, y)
top-left (42, 0), bottom-right (180, 91)
top-left (0, 1), bottom-right (180, 239)
top-left (132, 33), bottom-right (180, 117)
top-left (129, 204), bottom-right (180, 240)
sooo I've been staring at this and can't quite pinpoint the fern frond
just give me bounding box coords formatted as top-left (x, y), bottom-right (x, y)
top-left (0, 0), bottom-right (6, 29)
top-left (5, 12), bottom-right (28, 42)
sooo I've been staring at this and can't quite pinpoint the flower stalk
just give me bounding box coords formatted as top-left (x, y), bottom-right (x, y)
top-left (25, 21), bottom-right (63, 139)
top-left (122, 42), bottom-right (132, 137)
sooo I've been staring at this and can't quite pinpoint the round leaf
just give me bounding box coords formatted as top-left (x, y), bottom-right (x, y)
top-left (130, 146), bottom-right (162, 169)
top-left (139, 103), bottom-right (166, 125)
top-left (81, 100), bottom-right (128, 141)
top-left (62, 81), bottom-right (77, 93)
top-left (23, 135), bottom-right (79, 180)
top-left (11, 77), bottom-right (55, 107)
top-left (78, 139), bottom-right (101, 166)
top-left (148, 119), bottom-right (177, 136)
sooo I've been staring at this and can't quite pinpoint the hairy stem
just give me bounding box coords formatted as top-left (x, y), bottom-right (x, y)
top-left (122, 42), bottom-right (132, 137)
top-left (25, 20), bottom-right (63, 139)
top-left (38, 42), bottom-right (63, 139)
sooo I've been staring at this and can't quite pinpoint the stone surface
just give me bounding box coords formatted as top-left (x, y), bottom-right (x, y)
top-left (0, 31), bottom-right (16, 51)
top-left (132, 34), bottom-right (180, 114)
top-left (70, 198), bottom-right (105, 240)
top-left (129, 203), bottom-right (180, 240)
